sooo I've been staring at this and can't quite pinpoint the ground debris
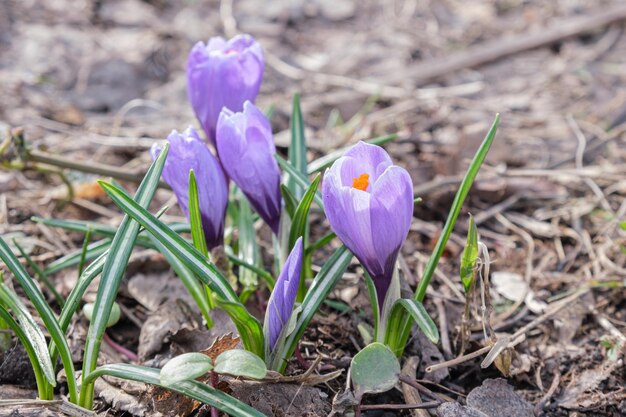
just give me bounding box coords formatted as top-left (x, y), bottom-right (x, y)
top-left (229, 381), bottom-right (330, 417)
top-left (464, 378), bottom-right (534, 417)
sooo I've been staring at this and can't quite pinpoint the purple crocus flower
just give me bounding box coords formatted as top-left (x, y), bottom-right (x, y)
top-left (187, 34), bottom-right (264, 144)
top-left (265, 237), bottom-right (303, 352)
top-left (216, 101), bottom-right (281, 234)
top-left (322, 141), bottom-right (414, 308)
top-left (150, 127), bottom-right (228, 250)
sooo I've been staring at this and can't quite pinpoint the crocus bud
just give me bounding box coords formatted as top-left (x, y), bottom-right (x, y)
top-left (150, 127), bottom-right (228, 250)
top-left (216, 101), bottom-right (281, 234)
top-left (187, 34), bottom-right (264, 143)
top-left (265, 237), bottom-right (303, 352)
top-left (322, 142), bottom-right (414, 308)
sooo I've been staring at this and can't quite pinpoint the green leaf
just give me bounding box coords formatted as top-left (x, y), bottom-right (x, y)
top-left (188, 170), bottom-right (209, 258)
top-left (80, 143), bottom-right (170, 409)
top-left (288, 174), bottom-right (320, 250)
top-left (0, 284), bottom-right (56, 387)
top-left (460, 215), bottom-right (478, 293)
top-left (350, 343), bottom-right (400, 401)
top-left (225, 248), bottom-right (275, 289)
top-left (0, 236), bottom-right (78, 402)
top-left (83, 364), bottom-right (267, 417)
top-left (82, 302), bottom-right (121, 328)
top-left (307, 134), bottom-right (397, 174)
top-left (160, 353), bottom-right (213, 385)
top-left (287, 93), bottom-right (308, 199)
top-left (43, 239), bottom-right (110, 275)
top-left (306, 231), bottom-right (335, 255)
top-left (0, 305), bottom-right (49, 399)
top-left (384, 298), bottom-right (439, 348)
top-left (214, 298), bottom-right (264, 358)
top-left (363, 271), bottom-right (379, 342)
top-left (414, 114), bottom-right (499, 302)
top-left (280, 184), bottom-right (298, 220)
top-left (237, 191), bottom-right (259, 289)
top-left (269, 246), bottom-right (352, 372)
top-left (98, 180), bottom-right (264, 357)
top-left (276, 155), bottom-right (323, 209)
top-left (149, 236), bottom-right (213, 327)
top-left (12, 240), bottom-right (64, 307)
top-left (214, 349), bottom-right (267, 379)
top-left (388, 115), bottom-right (499, 358)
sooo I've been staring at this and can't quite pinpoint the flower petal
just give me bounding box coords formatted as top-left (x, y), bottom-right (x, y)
top-left (265, 238), bottom-right (303, 351)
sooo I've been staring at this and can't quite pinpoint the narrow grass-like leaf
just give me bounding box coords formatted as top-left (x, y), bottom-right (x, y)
top-left (149, 236), bottom-right (213, 327)
top-left (269, 246), bottom-right (351, 372)
top-left (79, 144), bottom-right (169, 409)
top-left (288, 174), bottom-right (320, 250)
top-left (460, 215), bottom-right (478, 293)
top-left (363, 272), bottom-right (379, 342)
top-left (225, 249), bottom-right (275, 289)
top-left (276, 155), bottom-right (323, 209)
top-left (0, 237), bottom-right (77, 402)
top-left (214, 298), bottom-right (264, 358)
top-left (0, 305), bottom-right (49, 399)
top-left (307, 134), bottom-right (397, 174)
top-left (77, 228), bottom-right (93, 276)
top-left (33, 217), bottom-right (191, 241)
top-left (0, 284), bottom-right (56, 388)
top-left (306, 232), bottom-right (336, 255)
top-left (83, 364), bottom-right (267, 417)
top-left (287, 93), bottom-right (307, 199)
top-left (237, 191), bottom-right (259, 290)
top-left (43, 239), bottom-right (109, 276)
top-left (97, 181), bottom-right (264, 355)
top-left (388, 114), bottom-right (499, 357)
top-left (384, 298), bottom-right (439, 351)
top-left (160, 353), bottom-right (213, 385)
top-left (48, 250), bottom-right (107, 371)
top-left (280, 185), bottom-right (298, 220)
top-left (188, 170), bottom-right (209, 257)
top-left (12, 240), bottom-right (64, 307)
top-left (188, 170), bottom-right (214, 313)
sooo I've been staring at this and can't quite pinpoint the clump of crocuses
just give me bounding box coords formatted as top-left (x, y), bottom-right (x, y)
top-left (187, 34), bottom-right (264, 144)
top-left (322, 141), bottom-right (414, 308)
top-left (216, 101), bottom-right (282, 235)
top-left (151, 127), bottom-right (228, 250)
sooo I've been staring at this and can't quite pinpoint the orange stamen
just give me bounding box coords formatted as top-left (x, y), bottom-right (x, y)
top-left (352, 173), bottom-right (370, 191)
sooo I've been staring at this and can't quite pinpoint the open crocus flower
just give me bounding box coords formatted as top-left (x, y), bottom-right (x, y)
top-left (322, 142), bottom-right (414, 308)
top-left (216, 101), bottom-right (281, 234)
top-left (150, 127), bottom-right (228, 250)
top-left (264, 237), bottom-right (303, 352)
top-left (187, 34), bottom-right (264, 143)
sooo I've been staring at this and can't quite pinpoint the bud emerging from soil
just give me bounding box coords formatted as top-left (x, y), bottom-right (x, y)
top-left (265, 237), bottom-right (303, 351)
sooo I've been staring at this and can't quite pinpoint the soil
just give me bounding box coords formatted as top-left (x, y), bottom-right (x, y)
top-left (1, 0), bottom-right (626, 416)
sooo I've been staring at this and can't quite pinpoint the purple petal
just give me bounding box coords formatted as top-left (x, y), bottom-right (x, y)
top-left (339, 141), bottom-right (393, 186)
top-left (322, 170), bottom-right (378, 275)
top-left (322, 142), bottom-right (414, 306)
top-left (216, 102), bottom-right (281, 234)
top-left (266, 237), bottom-right (303, 351)
top-left (369, 166), bottom-right (414, 306)
top-left (186, 35), bottom-right (264, 143)
top-left (152, 127), bottom-right (228, 249)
